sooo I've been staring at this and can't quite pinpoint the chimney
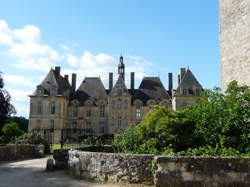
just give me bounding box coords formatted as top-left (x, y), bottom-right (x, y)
top-left (55, 66), bottom-right (60, 78)
top-left (178, 74), bottom-right (180, 85)
top-left (168, 73), bottom-right (173, 91)
top-left (180, 68), bottom-right (186, 81)
top-left (109, 72), bottom-right (113, 90)
top-left (64, 74), bottom-right (69, 82)
top-left (71, 73), bottom-right (76, 92)
top-left (131, 72), bottom-right (135, 90)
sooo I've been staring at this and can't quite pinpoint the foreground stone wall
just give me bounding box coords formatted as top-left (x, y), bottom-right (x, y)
top-left (220, 0), bottom-right (250, 91)
top-left (66, 150), bottom-right (250, 186)
top-left (68, 150), bottom-right (154, 184)
top-left (0, 145), bottom-right (44, 161)
top-left (155, 156), bottom-right (250, 187)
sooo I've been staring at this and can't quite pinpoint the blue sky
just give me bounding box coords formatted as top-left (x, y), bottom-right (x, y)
top-left (0, 0), bottom-right (219, 117)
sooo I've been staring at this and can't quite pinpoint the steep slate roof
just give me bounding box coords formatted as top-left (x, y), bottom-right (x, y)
top-left (177, 69), bottom-right (202, 89)
top-left (133, 77), bottom-right (171, 105)
top-left (73, 77), bottom-right (108, 105)
top-left (34, 69), bottom-right (71, 95)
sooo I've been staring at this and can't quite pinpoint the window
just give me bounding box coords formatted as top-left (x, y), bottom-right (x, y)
top-left (37, 102), bottom-right (42, 114)
top-left (86, 108), bottom-right (91, 117)
top-left (72, 107), bottom-right (78, 117)
top-left (136, 103), bottom-right (141, 118)
top-left (183, 88), bottom-right (187, 95)
top-left (117, 116), bottom-right (122, 127)
top-left (117, 88), bottom-right (122, 96)
top-left (36, 119), bottom-right (41, 129)
top-left (50, 120), bottom-right (54, 129)
top-left (99, 121), bottom-right (105, 133)
top-left (86, 120), bottom-right (91, 128)
top-left (99, 105), bottom-right (104, 117)
top-left (72, 121), bottom-right (77, 129)
top-left (50, 102), bottom-right (56, 114)
top-left (117, 99), bottom-right (122, 109)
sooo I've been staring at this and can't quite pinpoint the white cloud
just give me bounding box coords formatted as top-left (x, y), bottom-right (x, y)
top-left (60, 44), bottom-right (72, 51)
top-left (3, 74), bottom-right (36, 87)
top-left (0, 20), bottom-right (62, 72)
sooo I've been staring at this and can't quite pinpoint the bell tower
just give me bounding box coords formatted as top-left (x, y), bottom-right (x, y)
top-left (118, 55), bottom-right (125, 80)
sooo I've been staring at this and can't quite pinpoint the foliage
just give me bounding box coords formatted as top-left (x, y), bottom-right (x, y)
top-left (0, 72), bottom-right (16, 134)
top-left (8, 116), bottom-right (29, 132)
top-left (14, 132), bottom-right (51, 154)
top-left (1, 122), bottom-right (23, 143)
top-left (113, 106), bottom-right (201, 154)
top-left (187, 81), bottom-right (250, 152)
top-left (162, 145), bottom-right (242, 157)
top-left (114, 81), bottom-right (250, 157)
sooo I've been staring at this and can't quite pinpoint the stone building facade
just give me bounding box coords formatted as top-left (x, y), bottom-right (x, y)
top-left (28, 56), bottom-right (202, 143)
top-left (220, 0), bottom-right (250, 91)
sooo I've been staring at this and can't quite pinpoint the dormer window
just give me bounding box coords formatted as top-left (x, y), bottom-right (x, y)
top-left (117, 88), bottom-right (122, 96)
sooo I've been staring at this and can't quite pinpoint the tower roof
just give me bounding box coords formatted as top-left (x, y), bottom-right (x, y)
top-left (178, 69), bottom-right (202, 88)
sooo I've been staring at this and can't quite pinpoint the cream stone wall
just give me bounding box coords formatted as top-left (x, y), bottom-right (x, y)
top-left (220, 0), bottom-right (250, 91)
top-left (29, 96), bottom-right (68, 143)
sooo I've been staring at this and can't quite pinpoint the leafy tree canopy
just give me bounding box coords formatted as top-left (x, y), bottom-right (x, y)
top-left (113, 81), bottom-right (250, 156)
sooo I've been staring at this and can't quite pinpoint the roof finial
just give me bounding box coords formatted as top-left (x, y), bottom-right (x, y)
top-left (158, 71), bottom-right (160, 77)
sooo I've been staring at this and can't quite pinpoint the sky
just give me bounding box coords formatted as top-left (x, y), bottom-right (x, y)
top-left (0, 0), bottom-right (220, 117)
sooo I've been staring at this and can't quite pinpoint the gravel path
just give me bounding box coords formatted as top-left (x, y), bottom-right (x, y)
top-left (0, 158), bottom-right (150, 187)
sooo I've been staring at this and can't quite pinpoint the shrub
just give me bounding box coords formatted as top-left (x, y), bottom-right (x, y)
top-left (1, 122), bottom-right (23, 143)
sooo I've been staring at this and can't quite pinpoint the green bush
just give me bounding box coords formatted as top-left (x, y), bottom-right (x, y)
top-left (113, 106), bottom-right (202, 154)
top-left (1, 122), bottom-right (23, 144)
top-left (113, 81), bottom-right (250, 157)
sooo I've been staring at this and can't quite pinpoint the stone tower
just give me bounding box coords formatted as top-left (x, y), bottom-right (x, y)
top-left (220, 0), bottom-right (250, 91)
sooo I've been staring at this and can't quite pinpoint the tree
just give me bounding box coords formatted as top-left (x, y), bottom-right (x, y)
top-left (187, 81), bottom-right (250, 152)
top-left (8, 116), bottom-right (29, 132)
top-left (0, 72), bottom-right (16, 134)
top-left (1, 122), bottom-right (23, 143)
top-left (113, 106), bottom-right (201, 154)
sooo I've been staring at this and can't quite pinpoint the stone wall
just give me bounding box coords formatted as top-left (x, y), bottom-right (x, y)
top-left (68, 150), bottom-right (154, 185)
top-left (155, 156), bottom-right (250, 187)
top-left (65, 149), bottom-right (250, 186)
top-left (220, 0), bottom-right (250, 91)
top-left (0, 145), bottom-right (44, 161)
